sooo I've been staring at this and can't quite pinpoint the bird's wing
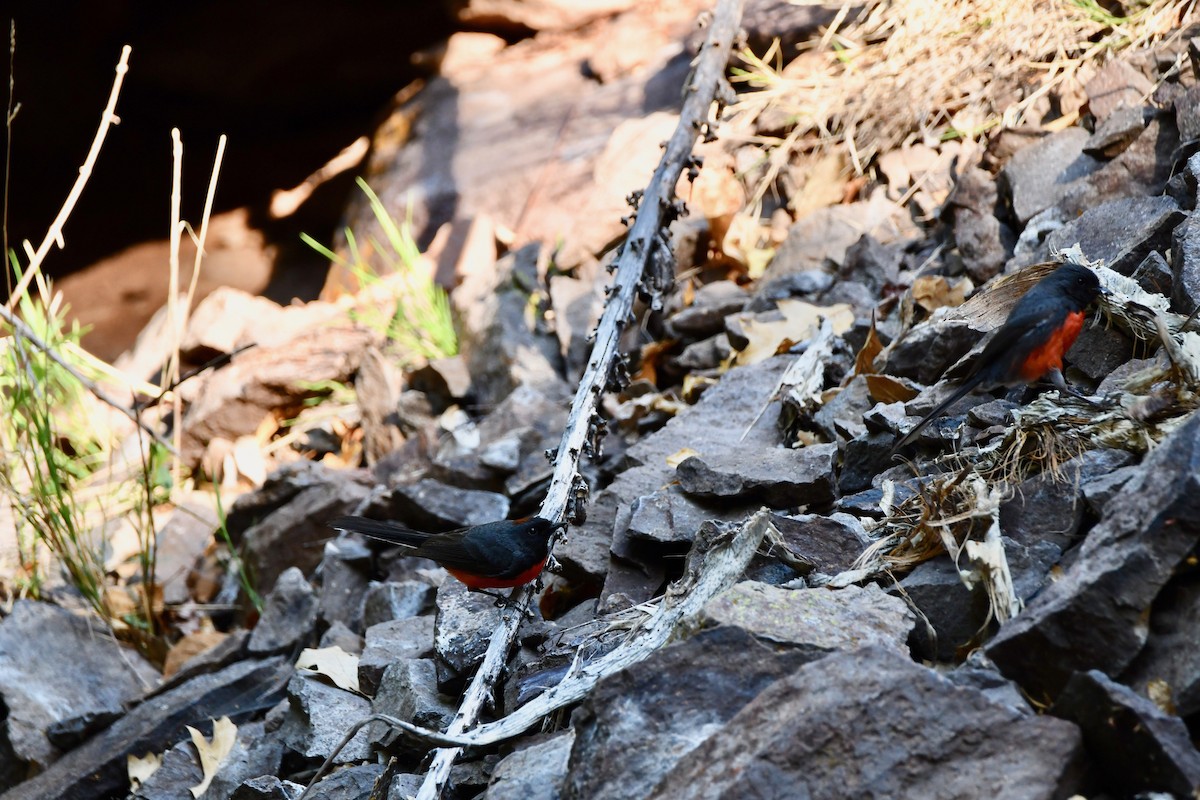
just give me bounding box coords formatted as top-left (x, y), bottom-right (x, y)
top-left (414, 532), bottom-right (530, 579)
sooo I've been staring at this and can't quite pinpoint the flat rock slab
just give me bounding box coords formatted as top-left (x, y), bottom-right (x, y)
top-left (675, 444), bottom-right (837, 510)
top-left (279, 674), bottom-right (372, 764)
top-left (701, 582), bottom-right (914, 656)
top-left (987, 410), bottom-right (1200, 696)
top-left (433, 581), bottom-right (503, 690)
top-left (1053, 669), bottom-right (1200, 797)
top-left (482, 731), bottom-right (574, 800)
top-left (1, 657), bottom-right (290, 800)
top-left (1001, 127), bottom-right (1102, 224)
top-left (248, 567), bottom-right (318, 655)
top-left (381, 478), bottom-right (510, 531)
top-left (359, 615), bottom-right (436, 696)
top-left (0, 601), bottom-right (158, 786)
top-left (1045, 195), bottom-right (1183, 276)
top-left (563, 626), bottom-right (818, 800)
top-left (558, 356), bottom-right (792, 585)
top-left (645, 646), bottom-right (1083, 800)
top-left (768, 512), bottom-right (872, 574)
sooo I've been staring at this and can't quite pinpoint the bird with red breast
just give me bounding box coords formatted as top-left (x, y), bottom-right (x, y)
top-left (328, 515), bottom-right (565, 596)
top-left (892, 262), bottom-right (1105, 453)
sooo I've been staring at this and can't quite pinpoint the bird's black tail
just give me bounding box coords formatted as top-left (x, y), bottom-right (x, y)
top-left (891, 374), bottom-right (986, 454)
top-left (328, 516), bottom-right (429, 548)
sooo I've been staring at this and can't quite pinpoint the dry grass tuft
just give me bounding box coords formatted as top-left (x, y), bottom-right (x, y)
top-left (728, 0), bottom-right (1195, 184)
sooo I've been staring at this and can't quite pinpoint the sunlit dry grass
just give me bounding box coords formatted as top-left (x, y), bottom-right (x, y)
top-left (728, 0), bottom-right (1195, 183)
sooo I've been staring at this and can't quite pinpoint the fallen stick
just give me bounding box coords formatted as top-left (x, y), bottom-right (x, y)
top-left (306, 511), bottom-right (771, 788)
top-left (297, 2), bottom-right (747, 798)
top-left (409, 2), bottom-right (747, 797)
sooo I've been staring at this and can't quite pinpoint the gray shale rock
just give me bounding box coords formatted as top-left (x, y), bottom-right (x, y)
top-left (362, 579), bottom-right (435, 627)
top-left (2, 657), bottom-right (290, 800)
top-left (230, 776), bottom-right (303, 800)
top-left (248, 567), bottom-right (319, 655)
top-left (359, 616), bottom-right (436, 696)
top-left (304, 763), bottom-right (386, 800)
top-left (667, 280), bottom-right (749, 339)
top-left (1172, 214), bottom-right (1200, 314)
top-left (232, 461), bottom-right (372, 593)
top-left (372, 659), bottom-right (457, 737)
top-left (559, 356), bottom-right (792, 593)
top-left (987, 410), bottom-right (1200, 696)
top-left (376, 478), bottom-right (510, 532)
top-left (884, 319), bottom-right (985, 386)
top-left (675, 444), bottom-right (837, 510)
top-left (1002, 127), bottom-right (1102, 224)
top-left (483, 732), bottom-right (574, 800)
top-left (1122, 574), bottom-right (1200, 718)
top-left (700, 582), bottom-right (915, 655)
top-left (0, 601), bottom-right (158, 788)
top-left (644, 646), bottom-right (1083, 800)
top-left (279, 674), bottom-right (372, 764)
top-left (766, 512), bottom-right (872, 574)
top-left (1052, 670), bottom-right (1200, 797)
top-left (1045, 195), bottom-right (1183, 276)
top-left (433, 581), bottom-right (504, 690)
top-left (563, 626), bottom-right (818, 800)
top-left (316, 538), bottom-right (371, 633)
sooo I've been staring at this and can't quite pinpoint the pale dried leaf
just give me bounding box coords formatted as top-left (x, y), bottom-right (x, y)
top-left (666, 447), bottom-right (700, 468)
top-left (962, 513), bottom-right (1021, 624)
top-left (187, 717), bottom-right (237, 798)
top-left (911, 275), bottom-right (972, 313)
top-left (735, 300), bottom-right (853, 365)
top-left (232, 435), bottom-right (268, 487)
top-left (296, 646), bottom-right (360, 693)
top-left (128, 752), bottom-right (162, 791)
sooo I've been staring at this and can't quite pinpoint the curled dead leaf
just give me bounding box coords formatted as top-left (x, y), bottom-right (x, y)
top-left (128, 752), bottom-right (162, 791)
top-left (296, 646), bottom-right (361, 693)
top-left (911, 275), bottom-right (972, 313)
top-left (735, 300), bottom-right (854, 366)
top-left (187, 717), bottom-right (237, 798)
top-left (864, 374), bottom-right (920, 404)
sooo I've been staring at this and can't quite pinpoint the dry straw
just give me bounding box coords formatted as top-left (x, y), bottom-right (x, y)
top-left (729, 0), bottom-right (1196, 175)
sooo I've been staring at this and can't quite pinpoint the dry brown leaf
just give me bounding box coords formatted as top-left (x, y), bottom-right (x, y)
top-left (187, 717), bottom-right (237, 798)
top-left (735, 300), bottom-right (854, 366)
top-left (634, 339), bottom-right (677, 385)
top-left (128, 751), bottom-right (162, 791)
top-left (853, 318), bottom-right (884, 377)
top-left (164, 630), bottom-right (228, 679)
top-left (865, 374), bottom-right (920, 404)
top-left (296, 646), bottom-right (360, 693)
top-left (790, 152), bottom-right (846, 218)
top-left (911, 275), bottom-right (972, 313)
top-left (233, 436), bottom-right (268, 487)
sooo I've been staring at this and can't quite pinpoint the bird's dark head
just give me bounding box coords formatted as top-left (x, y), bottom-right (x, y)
top-left (516, 517), bottom-right (568, 540)
top-left (1051, 263), bottom-right (1103, 309)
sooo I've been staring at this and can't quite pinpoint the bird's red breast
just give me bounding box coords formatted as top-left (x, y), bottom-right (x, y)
top-left (1018, 310), bottom-right (1085, 382)
top-left (446, 558), bottom-right (548, 590)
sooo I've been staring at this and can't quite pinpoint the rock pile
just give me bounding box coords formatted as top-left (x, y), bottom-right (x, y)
top-left (5, 4), bottom-right (1200, 800)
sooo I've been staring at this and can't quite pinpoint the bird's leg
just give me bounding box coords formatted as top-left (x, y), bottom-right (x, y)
top-left (1045, 368), bottom-right (1103, 406)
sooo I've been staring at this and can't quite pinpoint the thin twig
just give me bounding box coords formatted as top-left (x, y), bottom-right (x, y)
top-left (300, 511), bottom-right (771, 793)
top-left (6, 45), bottom-right (131, 310)
top-left (408, 1), bottom-right (747, 797)
top-left (0, 303), bottom-right (173, 450)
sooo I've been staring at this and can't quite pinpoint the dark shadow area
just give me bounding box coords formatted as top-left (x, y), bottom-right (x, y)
top-left (2, 1), bottom-right (456, 294)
